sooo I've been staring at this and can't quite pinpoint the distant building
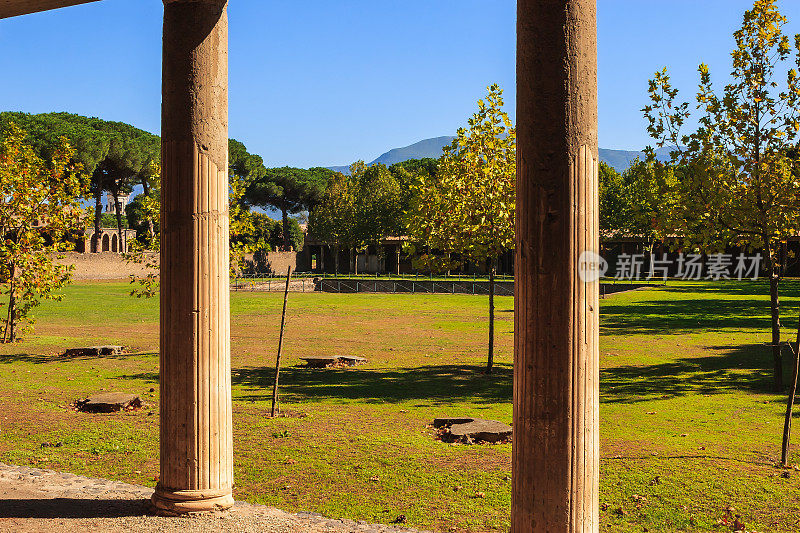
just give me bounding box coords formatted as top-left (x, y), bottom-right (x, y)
top-left (105, 192), bottom-right (131, 214)
top-left (77, 228), bottom-right (137, 254)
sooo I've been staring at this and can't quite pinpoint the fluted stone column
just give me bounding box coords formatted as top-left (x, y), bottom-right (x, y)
top-left (513, 1), bottom-right (599, 531)
top-left (152, 0), bottom-right (233, 514)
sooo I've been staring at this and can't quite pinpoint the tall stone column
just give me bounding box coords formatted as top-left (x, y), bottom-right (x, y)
top-left (513, 1), bottom-right (599, 531)
top-left (152, 0), bottom-right (233, 514)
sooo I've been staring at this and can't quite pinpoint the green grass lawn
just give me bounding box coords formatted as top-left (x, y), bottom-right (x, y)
top-left (0, 280), bottom-right (799, 532)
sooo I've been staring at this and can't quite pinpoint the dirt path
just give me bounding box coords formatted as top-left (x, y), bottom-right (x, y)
top-left (0, 464), bottom-right (427, 533)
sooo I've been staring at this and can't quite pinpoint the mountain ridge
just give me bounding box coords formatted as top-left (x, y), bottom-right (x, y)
top-left (329, 136), bottom-right (672, 173)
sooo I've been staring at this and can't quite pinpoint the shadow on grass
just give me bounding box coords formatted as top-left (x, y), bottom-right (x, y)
top-left (601, 343), bottom-right (782, 403)
top-left (600, 281), bottom-right (800, 335)
top-left (662, 279), bottom-right (800, 298)
top-left (123, 364), bottom-right (512, 405)
top-left (0, 352), bottom-right (154, 365)
top-left (600, 298), bottom-right (782, 335)
top-left (233, 363), bottom-right (513, 405)
top-left (0, 497), bottom-right (151, 518)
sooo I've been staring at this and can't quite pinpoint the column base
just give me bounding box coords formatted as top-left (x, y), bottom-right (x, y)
top-left (151, 485), bottom-right (234, 514)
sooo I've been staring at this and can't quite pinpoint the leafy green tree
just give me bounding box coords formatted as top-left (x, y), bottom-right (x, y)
top-left (354, 162), bottom-right (404, 271)
top-left (100, 212), bottom-right (128, 228)
top-left (125, 169), bottom-right (162, 298)
top-left (0, 112), bottom-right (159, 253)
top-left (269, 218), bottom-right (304, 252)
top-left (247, 212), bottom-right (277, 252)
top-left (245, 166), bottom-right (332, 250)
top-left (307, 162), bottom-right (405, 274)
top-left (599, 162), bottom-right (629, 237)
top-left (389, 158), bottom-right (439, 192)
top-left (308, 170), bottom-right (358, 274)
top-left (0, 124), bottom-right (87, 341)
top-left (405, 84), bottom-right (515, 373)
top-left (642, 0), bottom-right (800, 390)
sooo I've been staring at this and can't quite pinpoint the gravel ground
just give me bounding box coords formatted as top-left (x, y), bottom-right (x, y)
top-left (0, 464), bottom-right (429, 533)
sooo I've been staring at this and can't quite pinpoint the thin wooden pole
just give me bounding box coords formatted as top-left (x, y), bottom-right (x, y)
top-left (781, 314), bottom-right (800, 466)
top-left (487, 258), bottom-right (495, 374)
top-left (271, 266), bottom-right (292, 417)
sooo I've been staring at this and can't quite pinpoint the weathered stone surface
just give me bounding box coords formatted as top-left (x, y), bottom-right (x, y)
top-left (0, 462), bottom-right (433, 532)
top-left (338, 356), bottom-right (367, 366)
top-left (433, 417), bottom-right (474, 428)
top-left (63, 345), bottom-right (124, 357)
top-left (301, 356), bottom-right (339, 368)
top-left (434, 417), bottom-right (512, 443)
top-left (77, 393), bottom-right (141, 413)
top-left (301, 356), bottom-right (368, 368)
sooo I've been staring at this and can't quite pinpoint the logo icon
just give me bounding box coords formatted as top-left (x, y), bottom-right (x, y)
top-left (578, 250), bottom-right (608, 282)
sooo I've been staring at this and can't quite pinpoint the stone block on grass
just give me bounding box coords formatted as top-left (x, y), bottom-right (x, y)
top-left (63, 346), bottom-right (124, 357)
top-left (77, 393), bottom-right (141, 413)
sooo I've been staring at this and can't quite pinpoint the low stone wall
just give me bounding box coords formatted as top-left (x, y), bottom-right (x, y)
top-left (57, 252), bottom-right (159, 280)
top-left (264, 251), bottom-right (297, 275)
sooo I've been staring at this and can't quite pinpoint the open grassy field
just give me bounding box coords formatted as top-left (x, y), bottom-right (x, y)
top-left (0, 280), bottom-right (799, 531)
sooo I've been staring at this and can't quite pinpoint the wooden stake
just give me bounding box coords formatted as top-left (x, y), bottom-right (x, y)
top-left (271, 266), bottom-right (292, 417)
top-left (781, 314), bottom-right (800, 466)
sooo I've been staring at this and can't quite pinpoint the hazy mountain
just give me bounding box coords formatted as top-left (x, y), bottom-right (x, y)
top-left (329, 137), bottom-right (673, 174)
top-left (599, 146), bottom-right (673, 171)
top-left (327, 136), bottom-right (455, 174)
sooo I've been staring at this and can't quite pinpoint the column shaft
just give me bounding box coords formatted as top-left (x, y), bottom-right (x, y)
top-left (153, 0), bottom-right (233, 514)
top-left (513, 1), bottom-right (599, 531)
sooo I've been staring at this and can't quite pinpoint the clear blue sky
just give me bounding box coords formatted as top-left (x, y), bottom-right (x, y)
top-left (2, 0), bottom-right (800, 167)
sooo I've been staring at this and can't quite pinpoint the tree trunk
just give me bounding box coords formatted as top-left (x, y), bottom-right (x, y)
top-left (334, 244), bottom-right (339, 275)
top-left (7, 289), bottom-right (14, 343)
top-left (4, 262), bottom-right (16, 343)
top-left (143, 180), bottom-right (155, 239)
top-left (487, 258), bottom-right (495, 374)
top-left (93, 187), bottom-right (102, 253)
top-left (281, 198), bottom-right (290, 251)
top-left (771, 270), bottom-right (784, 391)
top-left (781, 241), bottom-right (788, 277)
top-left (111, 185), bottom-right (124, 253)
top-left (781, 313), bottom-right (800, 466)
top-left (396, 247), bottom-right (401, 276)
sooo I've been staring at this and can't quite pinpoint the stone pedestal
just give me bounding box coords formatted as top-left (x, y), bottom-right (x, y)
top-left (152, 0), bottom-right (233, 514)
top-left (513, 0), bottom-right (600, 531)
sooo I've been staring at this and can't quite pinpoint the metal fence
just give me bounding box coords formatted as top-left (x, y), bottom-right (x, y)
top-left (318, 278), bottom-right (515, 295)
top-left (230, 272), bottom-right (658, 297)
top-left (231, 272), bottom-right (515, 294)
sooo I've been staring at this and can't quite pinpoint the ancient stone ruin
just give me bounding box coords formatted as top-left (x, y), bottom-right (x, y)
top-left (433, 417), bottom-right (512, 444)
top-left (300, 356), bottom-right (367, 368)
top-left (76, 393), bottom-right (141, 413)
top-left (63, 345), bottom-right (125, 357)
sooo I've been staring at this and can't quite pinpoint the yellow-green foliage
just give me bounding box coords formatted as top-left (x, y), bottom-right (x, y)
top-left (405, 84), bottom-right (515, 271)
top-left (642, 0), bottom-right (800, 262)
top-left (0, 123), bottom-right (87, 340)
